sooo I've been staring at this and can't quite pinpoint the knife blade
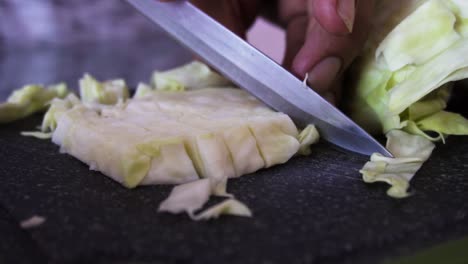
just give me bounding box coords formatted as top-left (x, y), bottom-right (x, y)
top-left (125, 0), bottom-right (392, 157)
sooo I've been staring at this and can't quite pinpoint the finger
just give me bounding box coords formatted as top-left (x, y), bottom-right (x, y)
top-left (310, 0), bottom-right (356, 34)
top-left (317, 74), bottom-right (343, 105)
top-left (282, 16), bottom-right (308, 71)
top-left (291, 0), bottom-right (374, 93)
top-left (283, 16), bottom-right (343, 103)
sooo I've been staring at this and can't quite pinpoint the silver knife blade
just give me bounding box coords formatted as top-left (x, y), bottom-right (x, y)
top-left (125, 0), bottom-right (392, 157)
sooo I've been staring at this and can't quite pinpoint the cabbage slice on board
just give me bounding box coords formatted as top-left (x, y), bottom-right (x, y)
top-left (0, 59), bottom-right (322, 220)
top-left (44, 82), bottom-right (320, 219)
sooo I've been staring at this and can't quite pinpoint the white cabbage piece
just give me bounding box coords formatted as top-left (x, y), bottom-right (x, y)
top-left (19, 215), bottom-right (46, 229)
top-left (0, 83), bottom-right (68, 124)
top-left (53, 106), bottom-right (153, 188)
top-left (151, 61), bottom-right (231, 91)
top-left (191, 199), bottom-right (252, 221)
top-left (41, 93), bottom-right (81, 132)
top-left (376, 0), bottom-right (461, 71)
top-left (51, 87), bottom-right (306, 189)
top-left (20, 131), bottom-right (53, 139)
top-left (297, 124), bottom-right (320, 155)
top-left (158, 179), bottom-right (212, 215)
top-left (360, 130), bottom-right (435, 198)
top-left (159, 178), bottom-right (252, 221)
top-left (79, 73), bottom-right (129, 105)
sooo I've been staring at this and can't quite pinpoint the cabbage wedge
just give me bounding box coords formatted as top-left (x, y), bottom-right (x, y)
top-left (350, 0), bottom-right (468, 197)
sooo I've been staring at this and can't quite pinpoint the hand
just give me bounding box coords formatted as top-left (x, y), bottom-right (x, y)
top-left (280, 0), bottom-right (374, 105)
top-left (161, 0), bottom-right (374, 105)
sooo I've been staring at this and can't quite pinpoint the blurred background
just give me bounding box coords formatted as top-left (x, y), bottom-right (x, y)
top-left (1, 0), bottom-right (172, 46)
top-left (0, 0), bottom-right (285, 100)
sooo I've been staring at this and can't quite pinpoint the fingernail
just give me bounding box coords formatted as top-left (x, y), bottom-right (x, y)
top-left (307, 57), bottom-right (342, 93)
top-left (337, 0), bottom-right (356, 33)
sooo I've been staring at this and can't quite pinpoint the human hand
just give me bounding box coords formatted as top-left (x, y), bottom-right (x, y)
top-left (280, 0), bottom-right (374, 105)
top-left (160, 0), bottom-right (374, 105)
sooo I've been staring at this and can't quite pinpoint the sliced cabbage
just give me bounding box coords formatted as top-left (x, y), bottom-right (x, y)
top-left (79, 73), bottom-right (129, 105)
top-left (20, 131), bottom-right (53, 139)
top-left (191, 199), bottom-right (252, 221)
top-left (350, 0), bottom-right (468, 197)
top-left (42, 78), bottom-right (320, 218)
top-left (360, 130), bottom-right (435, 198)
top-left (41, 93), bottom-right (81, 132)
top-left (158, 179), bottom-right (212, 215)
top-left (297, 124), bottom-right (320, 155)
top-left (0, 83), bottom-right (68, 124)
top-left (51, 88), bottom-right (303, 189)
top-left (2, 60), bottom-right (320, 219)
top-left (151, 61), bottom-right (231, 91)
top-left (158, 178), bottom-right (251, 221)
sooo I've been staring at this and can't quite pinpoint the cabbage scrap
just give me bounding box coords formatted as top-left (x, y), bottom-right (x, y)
top-left (158, 179), bottom-right (212, 215)
top-left (151, 61), bottom-right (231, 91)
top-left (20, 131), bottom-right (53, 139)
top-left (191, 199), bottom-right (252, 221)
top-left (79, 73), bottom-right (129, 105)
top-left (0, 83), bottom-right (68, 124)
top-left (360, 130), bottom-right (435, 198)
top-left (158, 178), bottom-right (251, 221)
top-left (297, 124), bottom-right (320, 155)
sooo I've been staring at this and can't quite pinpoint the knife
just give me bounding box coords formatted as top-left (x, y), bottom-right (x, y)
top-left (125, 0), bottom-right (392, 157)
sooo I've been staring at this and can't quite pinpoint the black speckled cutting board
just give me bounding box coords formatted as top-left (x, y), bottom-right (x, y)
top-left (1, 43), bottom-right (468, 264)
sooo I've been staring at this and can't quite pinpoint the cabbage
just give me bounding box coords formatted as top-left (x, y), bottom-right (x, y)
top-left (350, 0), bottom-right (468, 197)
top-left (39, 72), bottom-right (320, 218)
top-left (0, 60), bottom-right (320, 220)
top-left (191, 199), bottom-right (252, 220)
top-left (133, 82), bottom-right (154, 98)
top-left (158, 178), bottom-right (212, 215)
top-left (51, 88), bottom-right (304, 188)
top-left (79, 73), bottom-right (129, 105)
top-left (0, 83), bottom-right (68, 124)
top-left (158, 178), bottom-right (251, 220)
top-left (360, 130), bottom-right (435, 198)
top-left (151, 61), bottom-right (231, 91)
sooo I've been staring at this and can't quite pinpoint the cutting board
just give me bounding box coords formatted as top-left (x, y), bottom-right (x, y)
top-left (0, 43), bottom-right (467, 264)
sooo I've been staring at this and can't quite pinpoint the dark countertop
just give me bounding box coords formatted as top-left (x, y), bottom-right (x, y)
top-left (0, 42), bottom-right (467, 264)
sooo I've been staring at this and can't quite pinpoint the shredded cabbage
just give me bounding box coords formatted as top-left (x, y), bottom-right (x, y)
top-left (360, 130), bottom-right (435, 198)
top-left (151, 61), bottom-right (231, 91)
top-left (79, 73), bottom-right (129, 105)
top-left (191, 199), bottom-right (252, 221)
top-left (158, 179), bottom-right (212, 215)
top-left (0, 83), bottom-right (68, 124)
